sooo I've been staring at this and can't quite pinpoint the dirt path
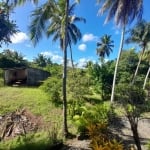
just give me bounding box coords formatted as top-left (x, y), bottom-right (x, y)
top-left (61, 117), bottom-right (150, 150)
top-left (118, 118), bottom-right (150, 150)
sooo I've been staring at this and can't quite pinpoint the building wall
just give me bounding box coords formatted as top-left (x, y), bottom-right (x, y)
top-left (27, 68), bottom-right (50, 85)
top-left (4, 68), bottom-right (27, 85)
top-left (4, 68), bottom-right (50, 86)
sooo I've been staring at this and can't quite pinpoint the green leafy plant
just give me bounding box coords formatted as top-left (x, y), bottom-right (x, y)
top-left (72, 103), bottom-right (114, 136)
top-left (40, 77), bottom-right (62, 106)
top-left (87, 123), bottom-right (123, 150)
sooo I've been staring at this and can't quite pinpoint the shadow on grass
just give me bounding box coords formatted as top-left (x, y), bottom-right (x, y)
top-left (12, 142), bottom-right (50, 150)
top-left (10, 140), bottom-right (63, 150)
top-left (0, 134), bottom-right (63, 150)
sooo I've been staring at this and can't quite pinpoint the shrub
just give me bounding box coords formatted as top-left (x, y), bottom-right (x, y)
top-left (40, 77), bottom-right (62, 106)
top-left (87, 123), bottom-right (123, 150)
top-left (72, 103), bottom-right (115, 135)
top-left (68, 99), bottom-right (85, 118)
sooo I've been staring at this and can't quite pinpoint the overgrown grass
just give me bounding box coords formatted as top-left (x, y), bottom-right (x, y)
top-left (0, 87), bottom-right (62, 120)
top-left (0, 87), bottom-right (63, 150)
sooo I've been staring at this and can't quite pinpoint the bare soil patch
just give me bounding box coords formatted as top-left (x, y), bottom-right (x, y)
top-left (0, 108), bottom-right (43, 141)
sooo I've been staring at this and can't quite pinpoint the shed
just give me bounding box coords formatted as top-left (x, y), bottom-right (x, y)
top-left (4, 67), bottom-right (50, 86)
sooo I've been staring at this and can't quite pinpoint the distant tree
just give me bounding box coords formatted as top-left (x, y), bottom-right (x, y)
top-left (0, 49), bottom-right (27, 68)
top-left (126, 20), bottom-right (150, 84)
top-left (86, 61), bottom-right (114, 100)
top-left (96, 34), bottom-right (114, 63)
top-left (118, 48), bottom-right (139, 83)
top-left (33, 54), bottom-right (52, 67)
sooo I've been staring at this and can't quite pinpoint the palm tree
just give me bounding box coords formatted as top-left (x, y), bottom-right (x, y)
top-left (96, 34), bottom-right (114, 99)
top-left (96, 34), bottom-right (114, 63)
top-left (29, 0), bottom-right (85, 137)
top-left (0, 1), bottom-right (18, 46)
top-left (126, 21), bottom-right (150, 84)
top-left (33, 54), bottom-right (50, 67)
top-left (98, 0), bottom-right (143, 103)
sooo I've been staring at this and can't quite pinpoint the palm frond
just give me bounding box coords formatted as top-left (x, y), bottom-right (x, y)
top-left (12, 0), bottom-right (38, 6)
top-left (29, 1), bottom-right (55, 46)
top-left (126, 20), bottom-right (150, 48)
top-left (99, 0), bottom-right (143, 27)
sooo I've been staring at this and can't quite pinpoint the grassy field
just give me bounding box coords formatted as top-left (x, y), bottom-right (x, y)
top-left (0, 87), bottom-right (62, 117)
top-left (0, 86), bottom-right (63, 150)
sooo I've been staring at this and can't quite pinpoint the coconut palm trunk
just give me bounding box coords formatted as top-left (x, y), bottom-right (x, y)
top-left (69, 43), bottom-right (74, 69)
top-left (143, 63), bottom-right (150, 89)
top-left (132, 47), bottom-right (145, 85)
top-left (62, 0), bottom-right (69, 137)
top-left (111, 25), bottom-right (125, 103)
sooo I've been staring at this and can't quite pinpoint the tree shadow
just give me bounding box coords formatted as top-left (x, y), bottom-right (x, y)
top-left (4, 134), bottom-right (62, 150)
top-left (83, 97), bottom-right (103, 105)
top-left (11, 141), bottom-right (64, 150)
top-left (109, 116), bottom-right (150, 149)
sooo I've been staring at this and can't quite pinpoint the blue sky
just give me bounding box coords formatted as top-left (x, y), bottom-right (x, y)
top-left (1, 0), bottom-right (150, 67)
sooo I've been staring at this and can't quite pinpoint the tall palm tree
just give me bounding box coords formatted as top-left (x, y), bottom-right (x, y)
top-left (126, 20), bottom-right (150, 84)
top-left (96, 34), bottom-right (114, 63)
top-left (29, 0), bottom-right (85, 137)
top-left (98, 0), bottom-right (143, 103)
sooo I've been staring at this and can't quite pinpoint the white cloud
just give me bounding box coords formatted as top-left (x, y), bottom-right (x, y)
top-left (76, 58), bottom-right (89, 68)
top-left (76, 58), bottom-right (97, 68)
top-left (41, 51), bottom-right (63, 64)
top-left (78, 44), bottom-right (87, 51)
top-left (82, 33), bottom-right (98, 42)
top-left (11, 32), bottom-right (29, 44)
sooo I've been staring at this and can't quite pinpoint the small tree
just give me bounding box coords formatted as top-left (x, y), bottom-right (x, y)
top-left (115, 84), bottom-right (146, 150)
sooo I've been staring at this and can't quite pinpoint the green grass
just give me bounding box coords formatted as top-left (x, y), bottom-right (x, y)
top-left (0, 87), bottom-right (62, 120)
top-left (0, 87), bottom-right (63, 150)
top-left (0, 132), bottom-right (51, 150)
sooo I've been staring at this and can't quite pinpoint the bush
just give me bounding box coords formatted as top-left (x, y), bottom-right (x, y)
top-left (72, 103), bottom-right (115, 135)
top-left (40, 77), bottom-right (62, 106)
top-left (87, 123), bottom-right (123, 150)
top-left (68, 99), bottom-right (85, 118)
top-left (115, 83), bottom-right (146, 105)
